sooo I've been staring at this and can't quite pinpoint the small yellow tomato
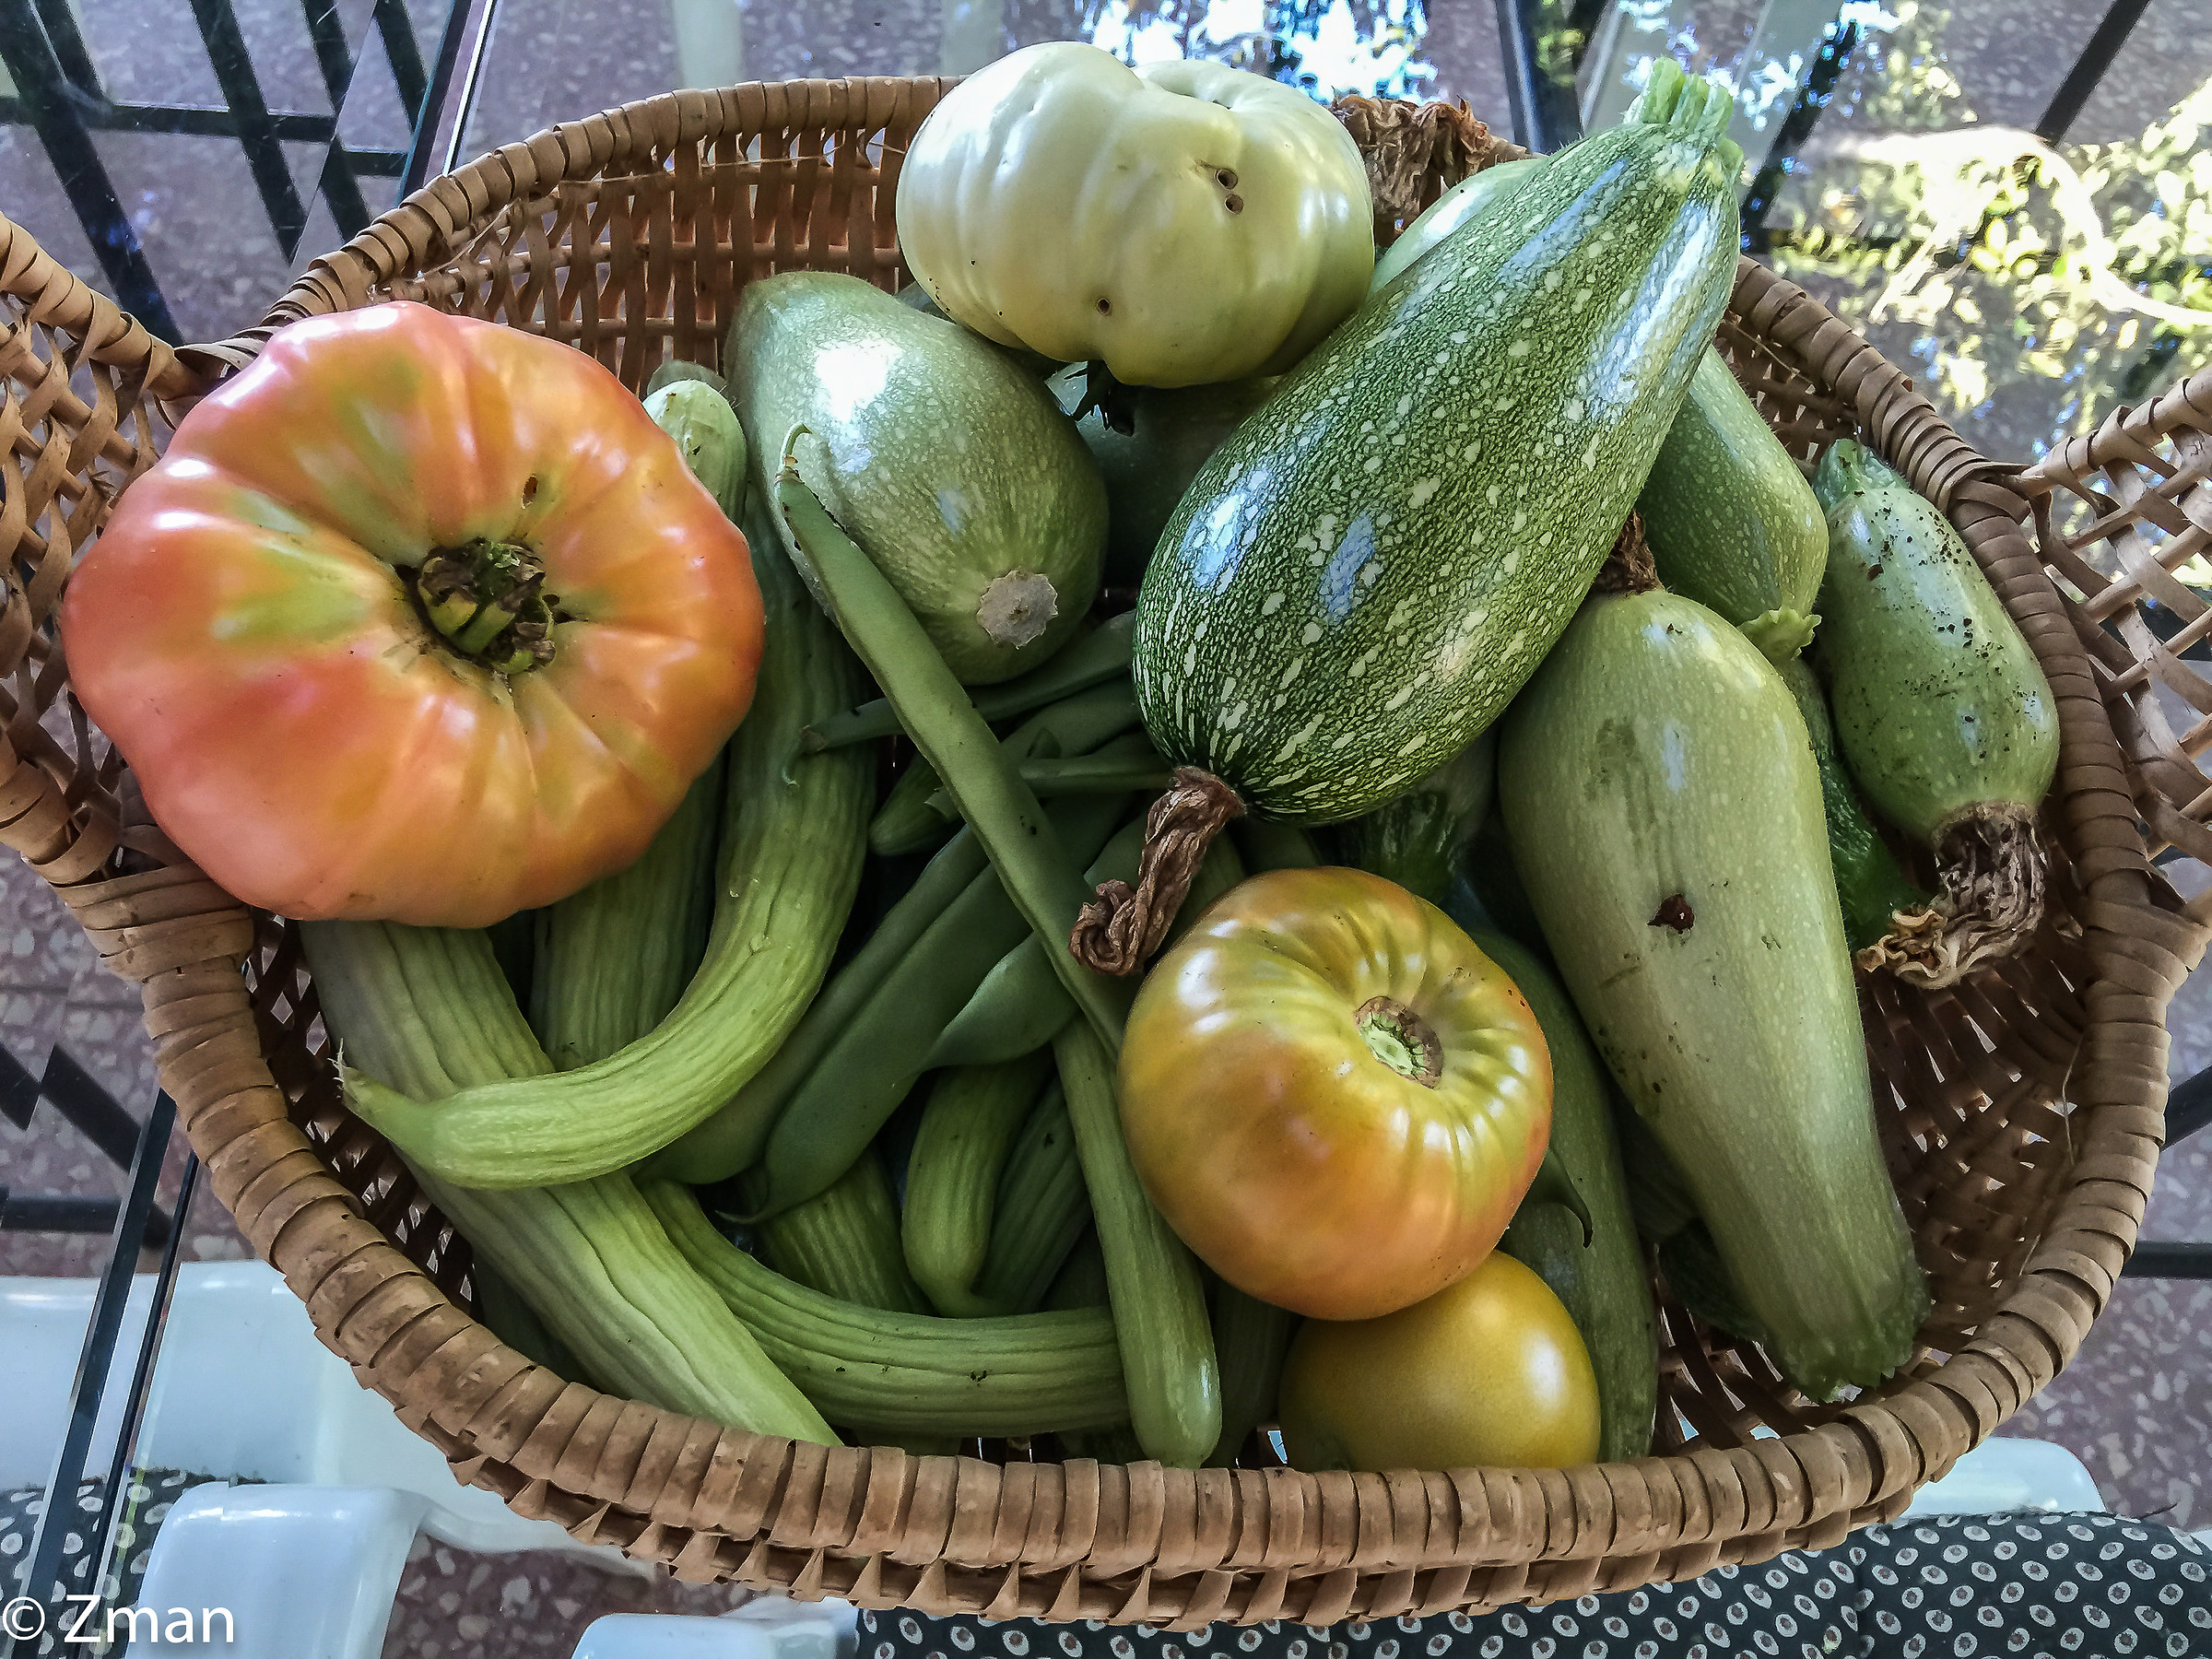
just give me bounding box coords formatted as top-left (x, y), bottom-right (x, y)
top-left (1277, 1253), bottom-right (1601, 1472)
top-left (1119, 866), bottom-right (1552, 1321)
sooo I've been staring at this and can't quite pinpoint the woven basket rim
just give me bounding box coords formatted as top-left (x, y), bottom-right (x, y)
top-left (4, 73), bottom-right (2201, 1622)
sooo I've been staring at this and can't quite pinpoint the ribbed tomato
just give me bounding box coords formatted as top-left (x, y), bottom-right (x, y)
top-left (60, 302), bottom-right (761, 925)
top-left (1118, 865), bottom-right (1551, 1320)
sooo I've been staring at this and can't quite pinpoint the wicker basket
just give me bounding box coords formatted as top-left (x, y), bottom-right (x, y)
top-left (3, 76), bottom-right (2206, 1625)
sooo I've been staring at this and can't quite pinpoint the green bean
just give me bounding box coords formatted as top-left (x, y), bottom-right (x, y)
top-left (1054, 1021), bottom-right (1219, 1467)
top-left (901, 1054), bottom-right (1055, 1317)
top-left (924, 748), bottom-right (1170, 819)
top-left (871, 683), bottom-right (1144, 857)
top-left (776, 448), bottom-right (1130, 1052)
top-left (927, 819), bottom-right (1241, 1071)
top-left (756, 1147), bottom-right (931, 1313)
top-left (1232, 818), bottom-right (1324, 872)
top-left (975, 1083), bottom-right (1091, 1314)
top-left (645, 826), bottom-right (991, 1185)
top-left (802, 611), bottom-right (1136, 752)
top-left (749, 791), bottom-right (1131, 1219)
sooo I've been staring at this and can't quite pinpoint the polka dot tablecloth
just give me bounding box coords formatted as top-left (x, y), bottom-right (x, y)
top-left (862, 1514), bottom-right (2212, 1659)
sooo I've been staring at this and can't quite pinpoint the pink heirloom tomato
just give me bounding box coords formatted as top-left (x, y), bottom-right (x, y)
top-left (1118, 865), bottom-right (1553, 1321)
top-left (60, 302), bottom-right (762, 925)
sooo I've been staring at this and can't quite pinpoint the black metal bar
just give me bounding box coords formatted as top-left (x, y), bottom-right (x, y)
top-left (0, 1189), bottom-right (171, 1241)
top-left (88, 1153), bottom-right (202, 1611)
top-left (301, 0), bottom-right (357, 110)
top-left (0, 0), bottom-right (182, 344)
top-left (187, 0), bottom-right (312, 259)
top-left (1493, 0), bottom-right (1584, 151)
top-left (376, 0), bottom-right (431, 126)
top-left (1740, 15), bottom-right (1860, 255)
top-left (0, 1040), bottom-right (39, 1130)
top-left (401, 0), bottom-right (483, 196)
top-left (8, 1093), bottom-right (174, 1659)
top-left (2124, 1241), bottom-right (2212, 1279)
top-left (39, 1046), bottom-right (144, 1172)
top-left (0, 91), bottom-right (359, 140)
top-left (2166, 1065), bottom-right (2212, 1146)
top-left (29, 0), bottom-right (97, 96)
top-left (2034, 0), bottom-right (2155, 146)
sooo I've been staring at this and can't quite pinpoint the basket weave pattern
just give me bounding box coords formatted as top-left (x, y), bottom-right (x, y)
top-left (2, 77), bottom-right (2205, 1622)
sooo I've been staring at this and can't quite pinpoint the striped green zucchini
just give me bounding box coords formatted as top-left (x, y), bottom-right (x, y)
top-left (973, 1083), bottom-right (1091, 1315)
top-left (902, 1054), bottom-right (1056, 1317)
top-left (1130, 62), bottom-right (1742, 823)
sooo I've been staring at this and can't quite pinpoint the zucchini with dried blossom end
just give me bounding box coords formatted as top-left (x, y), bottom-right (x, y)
top-left (1811, 440), bottom-right (2059, 987)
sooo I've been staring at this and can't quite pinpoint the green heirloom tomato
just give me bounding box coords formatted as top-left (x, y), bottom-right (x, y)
top-left (896, 42), bottom-right (1373, 389)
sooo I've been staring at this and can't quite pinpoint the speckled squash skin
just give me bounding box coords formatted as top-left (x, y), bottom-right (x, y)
top-left (1498, 589), bottom-right (1928, 1402)
top-left (1639, 348), bottom-right (1829, 663)
top-left (1811, 441), bottom-right (2058, 841)
top-left (727, 272), bottom-right (1105, 685)
top-left (1129, 67), bottom-right (1742, 824)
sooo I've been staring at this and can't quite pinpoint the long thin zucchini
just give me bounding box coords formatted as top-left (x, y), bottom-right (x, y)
top-left (1480, 929), bottom-right (1658, 1464)
top-left (901, 1054), bottom-right (1055, 1316)
top-left (776, 444), bottom-right (1129, 1050)
top-left (1776, 655), bottom-right (1937, 955)
top-left (1054, 1021), bottom-right (1219, 1467)
top-left (300, 920), bottom-right (836, 1444)
top-left (340, 507), bottom-right (874, 1189)
top-left (650, 826), bottom-right (992, 1186)
top-left (1206, 1280), bottom-right (1297, 1468)
top-left (645, 1179), bottom-right (1128, 1437)
top-left (531, 756), bottom-right (723, 1071)
top-left (1042, 1230), bottom-right (1107, 1311)
top-left (802, 611), bottom-right (1136, 751)
top-left (973, 1083), bottom-right (1090, 1314)
top-left (755, 1147), bottom-right (930, 1314)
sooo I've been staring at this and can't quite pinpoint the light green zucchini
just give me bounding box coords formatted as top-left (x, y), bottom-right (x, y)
top-left (1811, 440), bottom-right (2060, 987)
top-left (901, 1054), bottom-right (1056, 1317)
top-left (644, 359), bottom-right (732, 400)
top-left (755, 1147), bottom-right (930, 1315)
top-left (300, 920), bottom-right (836, 1444)
top-left (731, 271), bottom-right (1104, 683)
top-left (974, 1084), bottom-right (1090, 1315)
top-left (1131, 62), bottom-right (1742, 825)
top-left (1498, 574), bottom-right (1928, 1401)
top-left (1480, 929), bottom-right (1657, 1463)
top-left (1206, 1279), bottom-right (1297, 1468)
top-left (339, 502), bottom-right (873, 1190)
top-left (530, 757), bottom-right (722, 1072)
top-left (645, 1180), bottom-right (1128, 1438)
top-left (642, 380), bottom-right (745, 518)
top-left (1054, 1021), bottom-right (1219, 1466)
top-left (1639, 349), bottom-right (1828, 664)
top-left (1776, 655), bottom-right (1938, 957)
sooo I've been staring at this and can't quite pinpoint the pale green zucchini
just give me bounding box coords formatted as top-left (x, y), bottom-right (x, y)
top-left (645, 1180), bottom-right (1128, 1437)
top-left (973, 1084), bottom-right (1091, 1315)
top-left (1055, 1022), bottom-right (1220, 1465)
top-left (756, 1148), bottom-right (930, 1314)
top-left (901, 1054), bottom-right (1056, 1317)
top-left (1639, 350), bottom-right (1829, 664)
top-left (641, 379), bottom-right (745, 518)
top-left (731, 271), bottom-right (1104, 683)
top-left (1498, 575), bottom-right (1928, 1401)
top-left (1480, 929), bottom-right (1657, 1462)
top-left (1811, 440), bottom-right (2060, 987)
top-left (300, 921), bottom-right (836, 1444)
